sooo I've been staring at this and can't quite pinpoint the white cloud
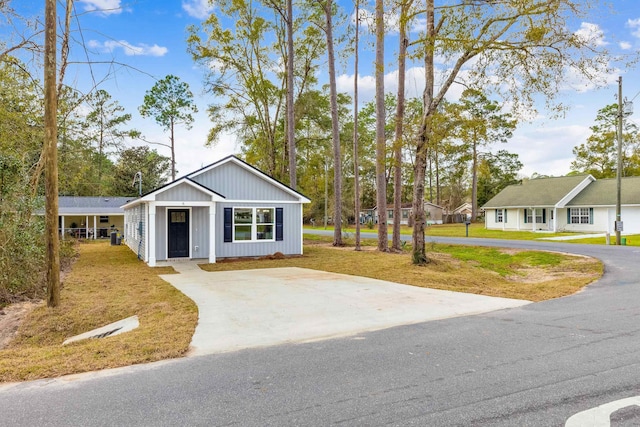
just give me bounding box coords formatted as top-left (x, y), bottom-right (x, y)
top-left (620, 41), bottom-right (632, 50)
top-left (77, 0), bottom-right (125, 16)
top-left (627, 18), bottom-right (640, 38)
top-left (509, 124), bottom-right (591, 177)
top-left (182, 0), bottom-right (214, 20)
top-left (574, 22), bottom-right (608, 47)
top-left (89, 40), bottom-right (168, 57)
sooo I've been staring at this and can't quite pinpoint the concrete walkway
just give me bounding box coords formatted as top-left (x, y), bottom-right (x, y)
top-left (159, 263), bottom-right (530, 356)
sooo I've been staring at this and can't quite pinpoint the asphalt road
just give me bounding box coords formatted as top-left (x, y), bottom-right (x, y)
top-left (2, 232), bottom-right (640, 426)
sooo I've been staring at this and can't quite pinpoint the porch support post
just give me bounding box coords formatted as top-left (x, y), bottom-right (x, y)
top-left (502, 209), bottom-right (506, 231)
top-left (532, 207), bottom-right (536, 232)
top-left (85, 215), bottom-right (89, 239)
top-left (61, 215), bottom-right (65, 240)
top-left (93, 216), bottom-right (97, 240)
top-left (209, 204), bottom-right (216, 264)
top-left (148, 203), bottom-right (156, 267)
top-left (553, 207), bottom-right (557, 232)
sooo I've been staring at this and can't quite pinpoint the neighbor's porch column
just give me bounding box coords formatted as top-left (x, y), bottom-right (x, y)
top-left (532, 207), bottom-right (537, 232)
top-left (553, 207), bottom-right (558, 232)
top-left (93, 216), bottom-right (97, 240)
top-left (85, 215), bottom-right (89, 239)
top-left (61, 215), bottom-right (65, 240)
top-left (148, 203), bottom-right (156, 267)
top-left (209, 204), bottom-right (216, 264)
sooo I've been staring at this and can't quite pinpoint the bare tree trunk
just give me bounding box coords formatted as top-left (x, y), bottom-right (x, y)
top-left (286, 0), bottom-right (296, 189)
top-left (353, 0), bottom-right (361, 251)
top-left (411, 0), bottom-right (434, 264)
top-left (323, 0), bottom-right (342, 246)
top-left (375, 0), bottom-right (388, 252)
top-left (45, 0), bottom-right (60, 307)
top-left (392, 5), bottom-right (409, 251)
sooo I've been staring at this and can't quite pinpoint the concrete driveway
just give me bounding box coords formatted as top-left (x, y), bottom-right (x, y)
top-left (159, 262), bottom-right (530, 356)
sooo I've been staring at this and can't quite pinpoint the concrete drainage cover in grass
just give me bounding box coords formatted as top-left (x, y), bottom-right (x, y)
top-left (62, 315), bottom-right (139, 345)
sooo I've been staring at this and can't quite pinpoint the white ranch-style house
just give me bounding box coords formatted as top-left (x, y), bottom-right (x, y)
top-left (482, 175), bottom-right (640, 234)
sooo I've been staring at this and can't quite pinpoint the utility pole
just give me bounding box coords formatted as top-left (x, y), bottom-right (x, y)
top-left (615, 77), bottom-right (623, 245)
top-left (45, 0), bottom-right (60, 307)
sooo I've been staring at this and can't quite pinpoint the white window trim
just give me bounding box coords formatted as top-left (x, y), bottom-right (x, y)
top-left (570, 207), bottom-right (590, 224)
top-left (233, 207), bottom-right (276, 243)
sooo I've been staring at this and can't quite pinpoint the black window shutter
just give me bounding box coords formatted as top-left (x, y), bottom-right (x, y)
top-left (276, 207), bottom-right (284, 241)
top-left (567, 209), bottom-right (571, 224)
top-left (505, 209), bottom-right (507, 223)
top-left (495, 210), bottom-right (498, 222)
top-left (224, 207), bottom-right (232, 242)
top-left (589, 207), bottom-right (594, 224)
top-left (524, 209), bottom-right (528, 224)
top-left (542, 209), bottom-right (546, 223)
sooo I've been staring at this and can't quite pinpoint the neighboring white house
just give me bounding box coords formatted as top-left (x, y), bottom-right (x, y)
top-left (482, 175), bottom-right (640, 234)
top-left (121, 155), bottom-right (310, 266)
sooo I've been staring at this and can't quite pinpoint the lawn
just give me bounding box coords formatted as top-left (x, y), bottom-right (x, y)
top-left (1, 236), bottom-right (602, 383)
top-left (306, 223), bottom-right (640, 245)
top-left (0, 242), bottom-right (197, 383)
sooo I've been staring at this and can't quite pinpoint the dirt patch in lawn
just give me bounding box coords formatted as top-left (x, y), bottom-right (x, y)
top-left (0, 301), bottom-right (42, 350)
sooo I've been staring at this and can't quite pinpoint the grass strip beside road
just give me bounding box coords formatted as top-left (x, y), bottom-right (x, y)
top-left (0, 242), bottom-right (197, 383)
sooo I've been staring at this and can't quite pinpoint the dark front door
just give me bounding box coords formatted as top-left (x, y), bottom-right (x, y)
top-left (168, 209), bottom-right (189, 258)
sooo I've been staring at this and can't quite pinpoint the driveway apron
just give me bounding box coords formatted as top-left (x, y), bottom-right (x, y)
top-left (160, 263), bottom-right (529, 356)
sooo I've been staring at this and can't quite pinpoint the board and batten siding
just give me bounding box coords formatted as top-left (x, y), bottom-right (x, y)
top-left (192, 162), bottom-right (298, 201)
top-left (191, 206), bottom-right (210, 259)
top-left (123, 204), bottom-right (146, 261)
top-left (216, 202), bottom-right (302, 258)
top-left (156, 182), bottom-right (211, 202)
top-left (155, 207), bottom-right (167, 261)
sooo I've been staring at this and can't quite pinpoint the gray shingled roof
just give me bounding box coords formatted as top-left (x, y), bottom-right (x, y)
top-left (482, 175), bottom-right (590, 208)
top-left (566, 176), bottom-right (640, 206)
top-left (57, 196), bottom-right (133, 214)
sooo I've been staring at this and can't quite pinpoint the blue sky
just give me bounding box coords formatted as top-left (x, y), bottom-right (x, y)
top-left (9, 0), bottom-right (640, 179)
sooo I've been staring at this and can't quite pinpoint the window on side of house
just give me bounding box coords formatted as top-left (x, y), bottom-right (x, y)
top-left (388, 210), bottom-right (393, 218)
top-left (233, 207), bottom-right (275, 242)
top-left (570, 207), bottom-right (591, 224)
top-left (100, 215), bottom-right (109, 223)
top-left (496, 209), bottom-right (504, 223)
top-left (402, 210), bottom-right (409, 219)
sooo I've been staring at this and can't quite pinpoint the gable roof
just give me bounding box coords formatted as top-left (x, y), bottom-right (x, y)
top-left (482, 175), bottom-right (593, 209)
top-left (187, 155), bottom-right (310, 203)
top-left (121, 177), bottom-right (226, 209)
top-left (58, 196), bottom-right (133, 215)
top-left (566, 176), bottom-right (640, 206)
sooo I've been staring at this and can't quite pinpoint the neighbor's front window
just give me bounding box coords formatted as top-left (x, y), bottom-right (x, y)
top-left (570, 208), bottom-right (590, 224)
top-left (234, 207), bottom-right (274, 241)
top-left (526, 208), bottom-right (543, 223)
top-left (496, 209), bottom-right (504, 223)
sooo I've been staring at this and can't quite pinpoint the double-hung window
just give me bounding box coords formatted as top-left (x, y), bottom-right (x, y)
top-left (525, 208), bottom-right (544, 223)
top-left (496, 209), bottom-right (504, 223)
top-left (233, 207), bottom-right (275, 242)
top-left (569, 208), bottom-right (591, 224)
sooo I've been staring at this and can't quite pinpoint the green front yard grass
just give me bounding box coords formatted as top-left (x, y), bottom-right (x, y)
top-left (306, 222), bottom-right (640, 245)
